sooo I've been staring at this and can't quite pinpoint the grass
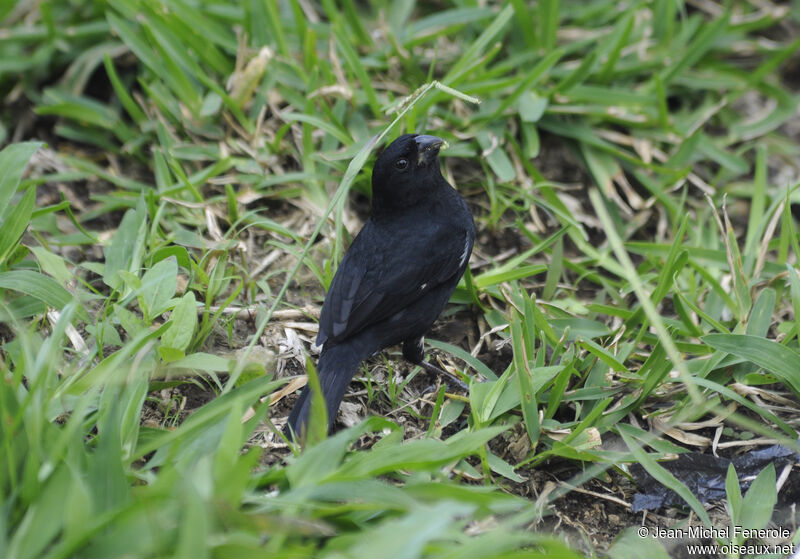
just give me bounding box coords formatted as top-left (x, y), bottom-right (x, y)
top-left (1, 0), bottom-right (800, 557)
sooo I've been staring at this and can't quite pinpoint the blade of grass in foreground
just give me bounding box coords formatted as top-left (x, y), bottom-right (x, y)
top-left (588, 188), bottom-right (702, 403)
top-left (620, 426), bottom-right (712, 526)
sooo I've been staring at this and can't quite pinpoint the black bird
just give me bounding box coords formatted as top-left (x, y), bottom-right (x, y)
top-left (286, 133), bottom-right (476, 440)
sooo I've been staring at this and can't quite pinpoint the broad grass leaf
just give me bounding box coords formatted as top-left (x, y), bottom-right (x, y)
top-left (334, 426), bottom-right (507, 480)
top-left (139, 256), bottom-right (178, 319)
top-left (161, 290), bottom-right (197, 352)
top-left (31, 246), bottom-right (73, 285)
top-left (104, 201), bottom-right (147, 290)
top-left (0, 186), bottom-right (35, 267)
top-left (739, 464), bottom-right (776, 533)
top-left (702, 334), bottom-right (800, 394)
top-left (0, 270), bottom-right (81, 317)
top-left (0, 141), bottom-right (42, 224)
top-left (725, 463), bottom-right (742, 526)
top-left (329, 502), bottom-right (471, 559)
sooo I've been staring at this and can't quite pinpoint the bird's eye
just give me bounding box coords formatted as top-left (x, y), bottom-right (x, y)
top-left (395, 158), bottom-right (408, 170)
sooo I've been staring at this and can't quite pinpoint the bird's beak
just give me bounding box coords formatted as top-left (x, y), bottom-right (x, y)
top-left (415, 135), bottom-right (444, 165)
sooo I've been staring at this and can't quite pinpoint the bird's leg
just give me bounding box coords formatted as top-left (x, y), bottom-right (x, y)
top-left (402, 337), bottom-right (469, 391)
top-left (418, 360), bottom-right (469, 391)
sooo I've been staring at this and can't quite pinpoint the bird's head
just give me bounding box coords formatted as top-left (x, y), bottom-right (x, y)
top-left (371, 133), bottom-right (447, 211)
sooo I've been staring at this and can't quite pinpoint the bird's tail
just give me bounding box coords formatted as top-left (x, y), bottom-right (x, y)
top-left (285, 338), bottom-right (373, 440)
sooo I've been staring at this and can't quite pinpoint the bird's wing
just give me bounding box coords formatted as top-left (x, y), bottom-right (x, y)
top-left (317, 219), bottom-right (473, 345)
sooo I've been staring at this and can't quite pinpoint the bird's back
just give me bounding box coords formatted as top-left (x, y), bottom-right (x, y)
top-left (317, 180), bottom-right (474, 348)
